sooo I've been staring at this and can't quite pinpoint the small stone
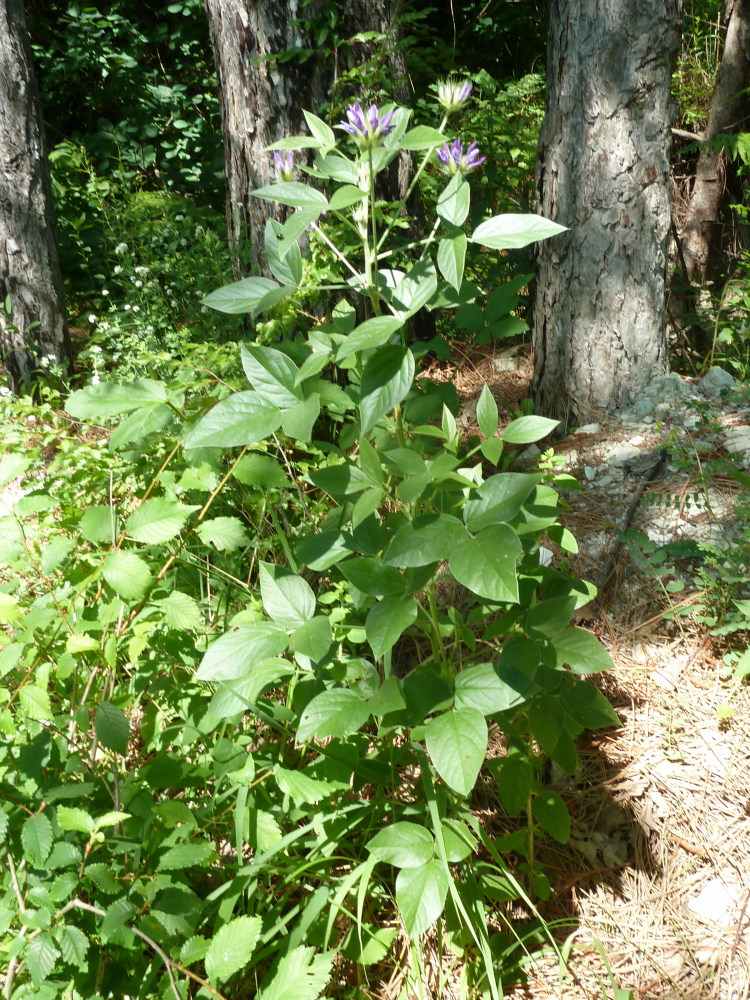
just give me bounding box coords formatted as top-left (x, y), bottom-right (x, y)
top-left (700, 366), bottom-right (736, 396)
top-left (598, 475), bottom-right (613, 486)
top-left (723, 426), bottom-right (750, 454)
top-left (631, 398), bottom-right (655, 418)
top-left (608, 446), bottom-right (641, 465)
top-left (574, 423), bottom-right (600, 435)
top-left (584, 465), bottom-right (596, 480)
top-left (687, 878), bottom-right (741, 928)
top-left (520, 444), bottom-right (541, 460)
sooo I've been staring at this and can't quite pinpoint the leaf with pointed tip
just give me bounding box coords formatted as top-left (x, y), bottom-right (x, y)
top-left (182, 391), bottom-right (283, 449)
top-left (425, 708), bottom-right (487, 796)
top-left (471, 214), bottom-right (567, 250)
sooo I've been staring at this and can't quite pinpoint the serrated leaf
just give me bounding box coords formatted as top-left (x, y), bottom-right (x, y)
top-left (366, 595), bottom-right (418, 660)
top-left (259, 562), bottom-right (315, 628)
top-left (196, 516), bottom-right (250, 552)
top-left (395, 861), bottom-right (449, 937)
top-left (275, 766), bottom-right (342, 805)
top-left (205, 915), bottom-right (262, 984)
top-left (102, 550), bottom-right (152, 599)
top-left (233, 454), bottom-right (291, 489)
top-left (471, 213), bottom-right (567, 250)
top-left (195, 623), bottom-right (288, 682)
top-left (183, 391), bottom-right (282, 449)
top-left (0, 453), bottom-right (32, 487)
top-left (65, 379), bottom-right (167, 420)
top-left (58, 925), bottom-right (89, 970)
top-left (156, 591), bottom-right (202, 630)
top-left (56, 806), bottom-right (95, 835)
top-left (19, 684), bottom-right (52, 721)
top-left (367, 822), bottom-right (434, 868)
top-left (101, 898), bottom-right (136, 943)
top-left (0, 593), bottom-right (22, 623)
top-left (95, 701), bottom-right (130, 755)
top-left (359, 345), bottom-right (415, 436)
top-left (256, 945), bottom-right (333, 1000)
top-left (26, 934), bottom-right (60, 985)
top-left (84, 863), bottom-right (120, 895)
top-left (180, 934), bottom-right (210, 966)
top-left (425, 708), bottom-right (487, 796)
top-left (40, 536), bottom-right (75, 575)
top-left (78, 505), bottom-right (117, 544)
top-left (449, 524), bottom-right (522, 602)
top-left (126, 498), bottom-right (196, 544)
top-left (22, 813), bottom-right (53, 866)
top-left (157, 840), bottom-right (216, 871)
top-left (296, 688), bottom-right (370, 742)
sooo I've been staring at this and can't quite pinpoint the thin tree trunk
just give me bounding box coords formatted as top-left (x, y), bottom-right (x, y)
top-left (0, 0), bottom-right (69, 393)
top-left (681, 0), bottom-right (750, 282)
top-left (533, 0), bottom-right (681, 424)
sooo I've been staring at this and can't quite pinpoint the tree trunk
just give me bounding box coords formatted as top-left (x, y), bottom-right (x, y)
top-left (681, 0), bottom-right (750, 282)
top-left (0, 0), bottom-right (69, 393)
top-left (532, 0), bottom-right (681, 424)
top-left (203, 0), bottom-right (411, 278)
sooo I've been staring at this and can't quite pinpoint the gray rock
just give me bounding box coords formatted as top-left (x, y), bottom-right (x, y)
top-left (700, 366), bottom-right (736, 396)
top-left (575, 423), bottom-right (600, 435)
top-left (722, 425), bottom-right (750, 454)
top-left (608, 446), bottom-right (642, 465)
top-left (584, 465), bottom-right (597, 480)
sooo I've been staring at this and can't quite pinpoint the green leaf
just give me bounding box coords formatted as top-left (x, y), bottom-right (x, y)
top-left (360, 345), bottom-right (414, 436)
top-left (253, 180), bottom-right (328, 210)
top-left (102, 550), bottom-right (153, 599)
top-left (441, 818), bottom-right (476, 862)
top-left (553, 627), bottom-right (615, 674)
top-left (436, 233), bottom-right (467, 291)
top-left (297, 688), bottom-right (371, 741)
top-left (328, 184), bottom-right (367, 211)
top-left (309, 463), bottom-right (371, 497)
top-left (202, 276), bottom-right (291, 316)
top-left (233, 454), bottom-right (291, 489)
top-left (340, 558), bottom-right (406, 597)
top-left (392, 259), bottom-right (438, 321)
top-left (335, 316), bottom-right (404, 363)
top-left (84, 863), bottom-right (120, 894)
top-left (279, 206), bottom-right (322, 250)
top-left (205, 915), bottom-right (262, 985)
top-left (183, 391), bottom-right (283, 449)
top-left (303, 109), bottom-right (336, 150)
top-left (157, 840), bottom-right (216, 871)
top-left (282, 393), bottom-right (320, 442)
top-left (95, 701), bottom-right (130, 755)
top-left (0, 453), bottom-right (31, 487)
top-left (109, 402), bottom-right (174, 450)
top-left (528, 699), bottom-right (578, 773)
top-left (449, 524), bottom-right (522, 602)
top-left (26, 934), bottom-right (60, 985)
top-left (256, 945), bottom-right (333, 1000)
top-left (366, 595), bottom-right (418, 660)
top-left (476, 384), bottom-right (499, 439)
top-left (19, 684), bottom-right (53, 721)
top-left (561, 681), bottom-right (620, 729)
top-left (425, 708), bottom-right (488, 796)
top-left (126, 498), bottom-right (196, 544)
top-left (296, 530), bottom-right (355, 570)
top-left (259, 562), bottom-right (316, 628)
top-left (265, 218), bottom-right (303, 285)
top-left (275, 766), bottom-right (341, 805)
top-left (400, 125), bottom-right (448, 150)
top-left (156, 591), bottom-right (202, 630)
top-left (289, 616), bottom-right (333, 663)
top-left (196, 516), bottom-right (250, 552)
top-left (463, 473), bottom-right (541, 532)
top-left (241, 344), bottom-right (302, 408)
top-left (22, 813), bottom-right (53, 866)
top-left (396, 861), bottom-right (449, 937)
top-left (454, 661), bottom-right (533, 715)
top-left (196, 623), bottom-right (288, 682)
top-left (471, 213), bottom-right (567, 250)
top-left (65, 379), bottom-right (167, 420)
top-left (101, 898), bottom-right (136, 943)
top-left (437, 173), bottom-right (470, 227)
top-left (40, 537), bottom-right (75, 575)
top-left (180, 935), bottom-right (211, 966)
top-left (492, 756), bottom-right (535, 816)
top-left (533, 790), bottom-right (571, 843)
top-left (56, 806), bottom-right (95, 834)
top-left (501, 415), bottom-right (559, 444)
top-left (266, 135), bottom-right (323, 151)
top-left (367, 822), bottom-right (434, 868)
top-left (58, 925), bottom-right (89, 970)
top-left (383, 513), bottom-right (468, 568)
top-left (79, 505), bottom-right (116, 544)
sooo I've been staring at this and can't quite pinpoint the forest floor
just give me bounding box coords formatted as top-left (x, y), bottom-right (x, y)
top-left (444, 347), bottom-right (750, 1000)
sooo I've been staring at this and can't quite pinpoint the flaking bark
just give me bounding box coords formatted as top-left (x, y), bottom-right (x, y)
top-left (533, 0), bottom-right (681, 423)
top-left (0, 0), bottom-right (69, 392)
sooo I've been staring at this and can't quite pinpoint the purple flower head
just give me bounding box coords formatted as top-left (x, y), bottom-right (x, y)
top-left (338, 102), bottom-right (396, 149)
top-left (437, 78), bottom-right (473, 113)
top-left (273, 150), bottom-right (295, 182)
top-left (436, 138), bottom-right (486, 175)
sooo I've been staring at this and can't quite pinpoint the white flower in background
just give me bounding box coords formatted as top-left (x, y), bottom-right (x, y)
top-left (0, 386), bottom-right (11, 396)
top-left (132, 305), bottom-right (140, 313)
top-left (134, 266), bottom-right (149, 276)
top-left (91, 346), bottom-right (103, 354)
top-left (124, 304), bottom-right (131, 311)
top-left (88, 314), bottom-right (97, 324)
top-left (91, 374), bottom-right (100, 384)
top-left (114, 242), bottom-right (128, 255)
top-left (99, 322), bottom-right (110, 331)
top-left (113, 265), bottom-right (123, 275)
top-left (134, 280), bottom-right (143, 289)
top-left (102, 289), bottom-right (109, 296)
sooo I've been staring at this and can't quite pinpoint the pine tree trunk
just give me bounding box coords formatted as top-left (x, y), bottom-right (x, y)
top-left (0, 0), bottom-right (69, 393)
top-left (532, 0), bottom-right (681, 424)
top-left (681, 0), bottom-right (750, 282)
top-left (203, 0), bottom-right (412, 279)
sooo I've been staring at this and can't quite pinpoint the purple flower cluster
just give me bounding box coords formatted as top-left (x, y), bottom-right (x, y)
top-left (436, 138), bottom-right (486, 175)
top-left (339, 102), bottom-right (395, 149)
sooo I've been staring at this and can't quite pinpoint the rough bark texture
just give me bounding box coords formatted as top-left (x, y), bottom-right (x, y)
top-left (204, 0), bottom-right (410, 278)
top-left (532, 0), bottom-right (682, 424)
top-left (0, 0), bottom-right (69, 392)
top-left (681, 0), bottom-right (750, 282)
